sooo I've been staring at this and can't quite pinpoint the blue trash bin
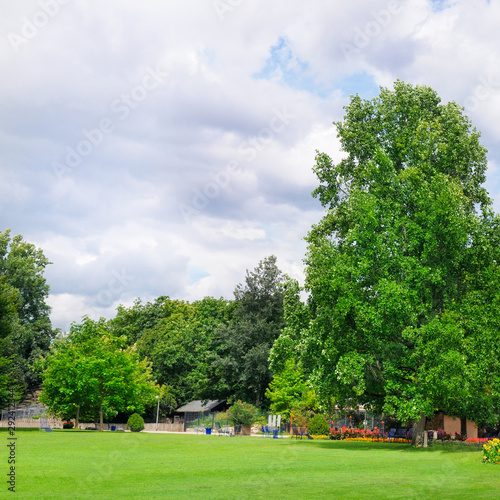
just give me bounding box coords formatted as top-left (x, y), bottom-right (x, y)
top-left (206, 428), bottom-right (212, 435)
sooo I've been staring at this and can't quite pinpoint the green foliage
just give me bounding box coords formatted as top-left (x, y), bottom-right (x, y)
top-left (0, 230), bottom-right (55, 406)
top-left (157, 385), bottom-right (178, 416)
top-left (127, 413), bottom-right (145, 432)
top-left (307, 414), bottom-right (330, 435)
top-left (39, 317), bottom-right (159, 430)
top-left (269, 279), bottom-right (310, 375)
top-left (210, 256), bottom-right (285, 408)
top-left (279, 81), bottom-right (500, 435)
top-left (62, 421), bottom-right (74, 429)
top-left (265, 358), bottom-right (316, 419)
top-left (290, 406), bottom-right (313, 427)
top-left (226, 400), bottom-right (258, 425)
top-left (104, 258), bottom-right (284, 412)
top-left (214, 411), bottom-right (229, 426)
top-left (129, 296), bottom-right (231, 407)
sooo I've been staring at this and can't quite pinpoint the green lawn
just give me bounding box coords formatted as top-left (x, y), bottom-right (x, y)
top-left (4, 430), bottom-right (500, 499)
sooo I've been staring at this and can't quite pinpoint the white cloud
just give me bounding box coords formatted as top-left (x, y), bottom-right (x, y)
top-left (1, 0), bottom-right (499, 329)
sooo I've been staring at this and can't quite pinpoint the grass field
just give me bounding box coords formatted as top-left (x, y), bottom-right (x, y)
top-left (4, 430), bottom-right (500, 499)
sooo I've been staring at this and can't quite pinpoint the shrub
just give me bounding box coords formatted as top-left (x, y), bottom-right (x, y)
top-left (227, 401), bottom-right (258, 426)
top-left (442, 431), bottom-right (452, 441)
top-left (254, 414), bottom-right (267, 426)
top-left (307, 414), bottom-right (330, 436)
top-left (195, 415), bottom-right (214, 428)
top-left (329, 430), bottom-right (342, 440)
top-left (215, 411), bottom-right (229, 426)
top-left (483, 438), bottom-right (500, 464)
top-left (127, 413), bottom-right (145, 432)
top-left (63, 421), bottom-right (74, 429)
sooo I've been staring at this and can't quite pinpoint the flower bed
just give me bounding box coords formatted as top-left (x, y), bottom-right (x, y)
top-left (327, 426), bottom-right (407, 442)
top-left (483, 438), bottom-right (500, 464)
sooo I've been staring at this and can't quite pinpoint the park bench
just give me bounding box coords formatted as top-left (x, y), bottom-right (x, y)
top-left (291, 425), bottom-right (313, 440)
top-left (300, 427), bottom-right (313, 440)
top-left (261, 425), bottom-right (271, 437)
top-left (215, 422), bottom-right (233, 436)
top-left (39, 417), bottom-right (53, 433)
top-left (394, 428), bottom-right (409, 442)
top-left (193, 425), bottom-right (205, 434)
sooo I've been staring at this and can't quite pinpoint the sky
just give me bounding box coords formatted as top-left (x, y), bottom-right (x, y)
top-left (1, 0), bottom-right (499, 332)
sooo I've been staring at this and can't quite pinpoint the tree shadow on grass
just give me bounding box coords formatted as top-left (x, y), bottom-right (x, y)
top-left (291, 439), bottom-right (482, 454)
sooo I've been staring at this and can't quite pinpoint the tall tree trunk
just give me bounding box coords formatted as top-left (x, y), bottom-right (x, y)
top-left (460, 417), bottom-right (467, 438)
top-left (98, 383), bottom-right (104, 431)
top-left (75, 404), bottom-right (80, 430)
top-left (412, 413), bottom-right (427, 447)
top-left (99, 400), bottom-right (104, 432)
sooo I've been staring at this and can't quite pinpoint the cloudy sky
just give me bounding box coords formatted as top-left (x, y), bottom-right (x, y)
top-left (1, 0), bottom-right (499, 331)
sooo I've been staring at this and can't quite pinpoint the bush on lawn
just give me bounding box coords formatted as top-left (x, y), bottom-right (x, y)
top-left (307, 414), bottom-right (330, 435)
top-left (127, 413), bottom-right (145, 432)
top-left (63, 421), bottom-right (74, 429)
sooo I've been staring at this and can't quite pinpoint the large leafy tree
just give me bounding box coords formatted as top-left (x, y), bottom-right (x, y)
top-left (133, 296), bottom-right (231, 407)
top-left (211, 256), bottom-right (285, 408)
top-left (0, 277), bottom-right (20, 407)
top-left (279, 81), bottom-right (500, 444)
top-left (0, 229), bottom-right (55, 405)
top-left (39, 317), bottom-right (159, 430)
top-left (108, 296), bottom-right (181, 345)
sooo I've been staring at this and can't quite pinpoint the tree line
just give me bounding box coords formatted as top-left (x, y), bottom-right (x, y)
top-left (3, 82), bottom-right (500, 443)
top-left (0, 238), bottom-right (287, 428)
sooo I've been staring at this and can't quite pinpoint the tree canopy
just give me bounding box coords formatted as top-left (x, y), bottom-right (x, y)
top-left (210, 255), bottom-right (285, 408)
top-left (39, 317), bottom-right (159, 430)
top-left (272, 81), bottom-right (500, 443)
top-left (133, 296), bottom-right (231, 408)
top-left (0, 230), bottom-right (55, 407)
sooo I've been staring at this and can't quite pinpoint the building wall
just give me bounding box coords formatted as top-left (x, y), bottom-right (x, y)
top-left (466, 420), bottom-right (478, 439)
top-left (425, 412), bottom-right (478, 439)
top-left (440, 414), bottom-right (478, 438)
top-left (443, 415), bottom-right (461, 435)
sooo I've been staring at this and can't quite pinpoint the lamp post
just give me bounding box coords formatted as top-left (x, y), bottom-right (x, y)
top-left (155, 395), bottom-right (160, 431)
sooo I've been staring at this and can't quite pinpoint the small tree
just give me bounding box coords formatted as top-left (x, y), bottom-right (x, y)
top-left (127, 413), bottom-right (145, 432)
top-left (39, 317), bottom-right (159, 431)
top-left (265, 358), bottom-right (316, 420)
